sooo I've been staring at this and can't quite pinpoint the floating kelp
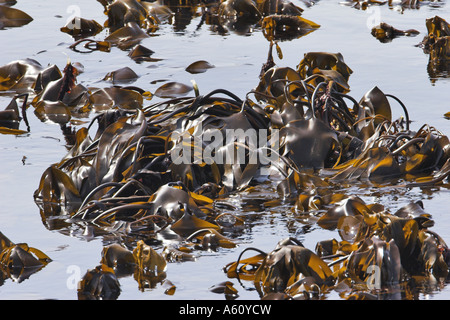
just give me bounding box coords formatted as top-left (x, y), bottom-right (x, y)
top-left (0, 231), bottom-right (51, 283)
top-left (78, 264), bottom-right (121, 300)
top-left (209, 281), bottom-right (239, 299)
top-left (100, 0), bottom-right (160, 31)
top-left (128, 44), bottom-right (160, 63)
top-left (103, 66), bottom-right (139, 84)
top-left (218, 0), bottom-right (261, 21)
top-left (418, 16), bottom-right (450, 81)
top-left (262, 14), bottom-right (320, 41)
top-left (296, 52), bottom-right (353, 92)
top-left (371, 22), bottom-right (419, 43)
top-left (60, 17), bottom-right (103, 39)
top-left (154, 81), bottom-right (193, 98)
top-left (388, 0), bottom-right (445, 11)
top-left (340, 0), bottom-right (387, 10)
top-left (0, 94), bottom-right (29, 134)
top-left (185, 60), bottom-right (215, 74)
top-left (87, 86), bottom-right (144, 111)
top-left (225, 197), bottom-right (449, 299)
top-left (0, 58), bottom-right (43, 93)
top-left (0, 4), bottom-right (32, 29)
top-left (79, 240), bottom-right (175, 297)
top-left (104, 21), bottom-right (150, 50)
top-left (69, 38), bottom-right (111, 53)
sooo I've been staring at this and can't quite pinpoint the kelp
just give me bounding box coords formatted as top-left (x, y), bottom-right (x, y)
top-left (225, 197), bottom-right (449, 299)
top-left (128, 44), bottom-right (160, 63)
top-left (60, 17), bottom-right (103, 39)
top-left (100, 0), bottom-right (159, 31)
top-left (0, 94), bottom-right (29, 134)
top-left (418, 16), bottom-right (450, 81)
top-left (78, 264), bottom-right (121, 300)
top-left (371, 22), bottom-right (419, 43)
top-left (13, 1), bottom-right (448, 300)
top-left (185, 60), bottom-right (215, 74)
top-left (103, 66), bottom-right (139, 84)
top-left (105, 22), bottom-right (150, 50)
top-left (0, 231), bottom-right (51, 283)
top-left (224, 237), bottom-right (334, 298)
top-left (341, 0), bottom-right (387, 10)
top-left (262, 14), bottom-right (320, 41)
top-left (24, 44), bottom-right (450, 299)
top-left (0, 4), bottom-right (32, 29)
top-left (154, 81), bottom-right (193, 98)
top-left (0, 58), bottom-right (43, 93)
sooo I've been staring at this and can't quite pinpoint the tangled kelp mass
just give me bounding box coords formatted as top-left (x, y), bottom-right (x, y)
top-left (0, 0), bottom-right (449, 300)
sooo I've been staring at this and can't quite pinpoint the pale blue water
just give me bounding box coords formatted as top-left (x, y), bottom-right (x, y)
top-left (0, 0), bottom-right (449, 300)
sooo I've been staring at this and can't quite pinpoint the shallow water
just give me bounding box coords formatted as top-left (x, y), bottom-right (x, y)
top-left (0, 0), bottom-right (449, 300)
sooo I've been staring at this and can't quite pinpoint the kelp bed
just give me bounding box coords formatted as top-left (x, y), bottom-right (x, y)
top-left (1, 0), bottom-right (450, 300)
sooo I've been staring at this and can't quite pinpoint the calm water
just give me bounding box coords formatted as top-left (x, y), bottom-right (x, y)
top-left (0, 0), bottom-right (449, 300)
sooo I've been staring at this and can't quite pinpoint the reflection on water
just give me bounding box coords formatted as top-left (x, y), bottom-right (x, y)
top-left (427, 56), bottom-right (450, 83)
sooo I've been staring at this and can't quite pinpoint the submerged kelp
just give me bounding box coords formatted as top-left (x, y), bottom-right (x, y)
top-left (0, 0), bottom-right (449, 300)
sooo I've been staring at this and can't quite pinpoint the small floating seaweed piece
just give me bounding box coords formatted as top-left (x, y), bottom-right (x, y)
top-left (128, 44), bottom-right (160, 63)
top-left (371, 22), bottom-right (419, 42)
top-left (224, 248), bottom-right (267, 281)
top-left (171, 209), bottom-right (220, 237)
top-left (133, 240), bottom-right (167, 274)
top-left (103, 66), bottom-right (138, 84)
top-left (185, 60), bottom-right (215, 74)
top-left (105, 22), bottom-right (150, 50)
top-left (341, 0), bottom-right (387, 10)
top-left (262, 14), bottom-right (320, 41)
top-left (162, 245), bottom-right (196, 262)
top-left (69, 38), bottom-right (111, 53)
top-left (0, 5), bottom-right (32, 29)
top-left (0, 95), bottom-right (28, 134)
top-left (209, 281), bottom-right (239, 299)
top-left (154, 81), bottom-right (193, 98)
top-left (186, 228), bottom-right (236, 250)
top-left (317, 196), bottom-right (378, 230)
top-left (60, 17), bottom-right (103, 38)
